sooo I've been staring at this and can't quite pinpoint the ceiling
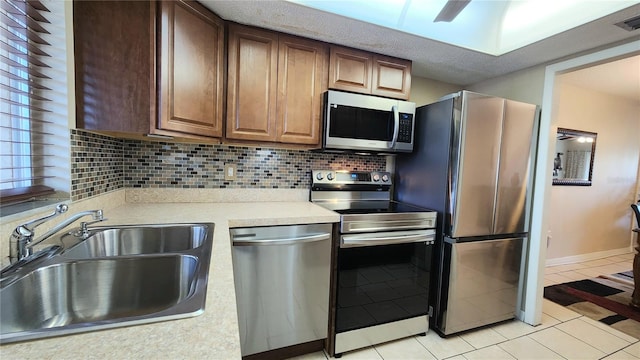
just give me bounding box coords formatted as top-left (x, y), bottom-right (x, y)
top-left (560, 55), bottom-right (640, 103)
top-left (200, 0), bottom-right (640, 87)
top-left (286, 0), bottom-right (635, 56)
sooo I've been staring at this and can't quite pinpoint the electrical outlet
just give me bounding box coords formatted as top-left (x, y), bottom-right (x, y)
top-left (224, 163), bottom-right (236, 181)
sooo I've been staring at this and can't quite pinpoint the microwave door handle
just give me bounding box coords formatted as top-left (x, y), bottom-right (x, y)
top-left (390, 105), bottom-right (399, 149)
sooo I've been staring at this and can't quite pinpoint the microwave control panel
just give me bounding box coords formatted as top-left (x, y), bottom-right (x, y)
top-left (398, 113), bottom-right (414, 143)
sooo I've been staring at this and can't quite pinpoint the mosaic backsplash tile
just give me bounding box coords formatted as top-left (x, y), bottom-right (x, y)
top-left (123, 140), bottom-right (386, 189)
top-left (70, 130), bottom-right (124, 201)
top-left (70, 129), bottom-right (387, 199)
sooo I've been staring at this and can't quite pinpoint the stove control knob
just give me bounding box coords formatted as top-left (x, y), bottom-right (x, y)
top-left (316, 172), bottom-right (323, 180)
top-left (327, 173), bottom-right (334, 181)
top-left (373, 174), bottom-right (380, 182)
top-left (382, 174), bottom-right (389, 182)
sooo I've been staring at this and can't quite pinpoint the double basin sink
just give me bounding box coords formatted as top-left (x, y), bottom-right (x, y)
top-left (0, 223), bottom-right (214, 344)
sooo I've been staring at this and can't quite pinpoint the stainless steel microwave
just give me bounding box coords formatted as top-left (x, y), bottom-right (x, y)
top-left (322, 90), bottom-right (416, 154)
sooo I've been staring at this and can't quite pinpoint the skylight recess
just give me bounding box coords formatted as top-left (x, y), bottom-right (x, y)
top-left (286, 0), bottom-right (639, 56)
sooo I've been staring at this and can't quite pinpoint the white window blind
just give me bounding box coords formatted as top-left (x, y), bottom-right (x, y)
top-left (0, 0), bottom-right (70, 205)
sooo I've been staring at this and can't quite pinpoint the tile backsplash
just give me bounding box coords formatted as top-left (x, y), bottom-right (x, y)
top-left (71, 130), bottom-right (124, 201)
top-left (71, 129), bottom-right (386, 200)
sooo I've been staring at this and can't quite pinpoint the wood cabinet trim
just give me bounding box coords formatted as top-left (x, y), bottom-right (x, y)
top-left (148, 1), bottom-right (158, 135)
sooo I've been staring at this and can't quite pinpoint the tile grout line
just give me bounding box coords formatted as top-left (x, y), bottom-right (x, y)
top-left (430, 310), bottom-right (628, 360)
top-left (496, 339), bottom-right (568, 360)
top-left (551, 318), bottom-right (621, 357)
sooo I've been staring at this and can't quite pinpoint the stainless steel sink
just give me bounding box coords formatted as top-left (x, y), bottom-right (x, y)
top-left (0, 223), bottom-right (214, 344)
top-left (60, 224), bottom-right (208, 258)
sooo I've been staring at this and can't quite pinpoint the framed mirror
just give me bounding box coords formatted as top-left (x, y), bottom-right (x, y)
top-left (552, 128), bottom-right (598, 186)
top-left (552, 128), bottom-right (597, 186)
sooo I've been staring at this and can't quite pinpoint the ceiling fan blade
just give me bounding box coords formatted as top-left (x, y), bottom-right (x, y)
top-left (434, 0), bottom-right (471, 22)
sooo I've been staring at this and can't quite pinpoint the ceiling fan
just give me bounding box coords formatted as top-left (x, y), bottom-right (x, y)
top-left (434, 0), bottom-right (471, 22)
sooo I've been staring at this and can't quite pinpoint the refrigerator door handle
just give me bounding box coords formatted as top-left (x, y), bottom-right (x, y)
top-left (390, 105), bottom-right (399, 149)
top-left (444, 237), bottom-right (457, 244)
top-left (444, 234), bottom-right (527, 244)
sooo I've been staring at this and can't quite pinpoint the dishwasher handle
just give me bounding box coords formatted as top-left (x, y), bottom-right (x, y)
top-left (232, 232), bottom-right (331, 246)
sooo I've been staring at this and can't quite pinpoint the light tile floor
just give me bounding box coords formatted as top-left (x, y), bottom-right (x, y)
top-left (290, 252), bottom-right (639, 360)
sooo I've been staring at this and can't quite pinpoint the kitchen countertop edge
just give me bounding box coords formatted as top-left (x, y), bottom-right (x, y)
top-left (0, 200), bottom-right (339, 359)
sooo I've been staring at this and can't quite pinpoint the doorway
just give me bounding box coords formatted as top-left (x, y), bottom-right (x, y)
top-left (523, 40), bottom-right (640, 326)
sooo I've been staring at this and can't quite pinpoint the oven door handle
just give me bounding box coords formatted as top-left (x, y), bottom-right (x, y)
top-left (343, 219), bottom-right (435, 233)
top-left (341, 230), bottom-right (434, 248)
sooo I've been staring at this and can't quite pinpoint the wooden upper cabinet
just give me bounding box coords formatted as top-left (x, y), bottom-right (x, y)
top-left (329, 45), bottom-right (411, 100)
top-left (226, 25), bottom-right (279, 142)
top-left (74, 0), bottom-right (224, 140)
top-left (157, 0), bottom-right (224, 138)
top-left (372, 54), bottom-right (412, 100)
top-left (74, 0), bottom-right (155, 133)
top-left (277, 35), bottom-right (328, 145)
top-left (328, 46), bottom-right (372, 94)
top-left (227, 24), bottom-right (328, 145)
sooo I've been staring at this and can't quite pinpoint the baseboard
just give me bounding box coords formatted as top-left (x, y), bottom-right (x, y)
top-left (546, 247), bottom-right (634, 267)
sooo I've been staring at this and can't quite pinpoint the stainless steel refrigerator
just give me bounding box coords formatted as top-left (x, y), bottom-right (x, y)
top-left (394, 91), bottom-right (538, 336)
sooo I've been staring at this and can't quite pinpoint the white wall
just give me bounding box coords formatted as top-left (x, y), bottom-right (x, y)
top-left (410, 76), bottom-right (462, 106)
top-left (547, 81), bottom-right (640, 261)
top-left (467, 65), bottom-right (546, 106)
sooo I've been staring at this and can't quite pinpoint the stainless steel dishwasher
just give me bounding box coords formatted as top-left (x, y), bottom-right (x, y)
top-left (230, 223), bottom-right (332, 357)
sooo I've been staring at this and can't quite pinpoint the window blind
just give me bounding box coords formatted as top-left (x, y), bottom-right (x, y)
top-left (0, 0), bottom-right (70, 205)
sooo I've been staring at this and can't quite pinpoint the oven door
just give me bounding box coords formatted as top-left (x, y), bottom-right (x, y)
top-left (335, 230), bottom-right (434, 334)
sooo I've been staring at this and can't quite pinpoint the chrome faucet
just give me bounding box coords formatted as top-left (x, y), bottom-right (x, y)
top-left (9, 204), bottom-right (105, 263)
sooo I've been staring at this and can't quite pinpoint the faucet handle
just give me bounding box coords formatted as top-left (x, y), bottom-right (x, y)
top-left (80, 218), bottom-right (107, 229)
top-left (93, 209), bottom-right (104, 220)
top-left (77, 217), bottom-right (107, 239)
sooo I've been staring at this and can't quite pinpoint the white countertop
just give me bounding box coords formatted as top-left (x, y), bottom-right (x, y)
top-left (0, 200), bottom-right (339, 359)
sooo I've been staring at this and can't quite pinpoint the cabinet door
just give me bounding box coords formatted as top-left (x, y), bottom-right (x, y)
top-left (157, 1), bottom-right (224, 137)
top-left (74, 0), bottom-right (154, 133)
top-left (328, 46), bottom-right (372, 94)
top-left (226, 24), bottom-right (278, 141)
top-left (277, 35), bottom-right (328, 145)
top-left (371, 55), bottom-right (412, 100)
